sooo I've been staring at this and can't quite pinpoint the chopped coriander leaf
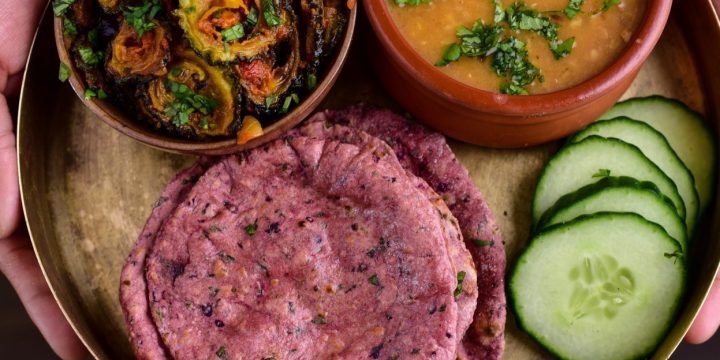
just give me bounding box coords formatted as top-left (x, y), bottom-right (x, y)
top-left (456, 23), bottom-right (503, 57)
top-left (492, 37), bottom-right (542, 93)
top-left (501, 83), bottom-right (528, 95)
top-left (368, 274), bottom-right (380, 286)
top-left (493, 0), bottom-right (505, 23)
top-left (262, 0), bottom-right (283, 27)
top-left (53, 0), bottom-right (76, 17)
top-left (77, 47), bottom-right (104, 66)
top-left (394, 0), bottom-right (431, 5)
top-left (84, 88), bottom-right (97, 100)
top-left (221, 24), bottom-right (245, 42)
top-left (505, 3), bottom-right (558, 40)
top-left (63, 18), bottom-right (77, 36)
top-left (281, 96), bottom-right (293, 113)
top-left (169, 67), bottom-right (183, 78)
top-left (122, 0), bottom-right (162, 38)
top-left (215, 346), bottom-right (228, 359)
top-left (244, 7), bottom-right (259, 28)
top-left (564, 0), bottom-right (584, 19)
top-left (592, 168), bottom-right (611, 178)
top-left (596, 0), bottom-right (621, 13)
top-left (58, 63), bottom-right (71, 82)
top-left (435, 43), bottom-right (461, 67)
top-left (264, 95), bottom-right (276, 108)
top-left (198, 117), bottom-right (210, 129)
top-left (472, 239), bottom-right (495, 247)
top-left (550, 37), bottom-right (575, 59)
top-left (163, 80), bottom-right (218, 128)
top-left (97, 88), bottom-right (108, 99)
top-left (311, 313), bottom-right (327, 324)
top-left (454, 271), bottom-right (466, 299)
top-left (87, 28), bottom-right (100, 46)
top-left (245, 222), bottom-right (258, 236)
top-left (307, 73), bottom-right (317, 89)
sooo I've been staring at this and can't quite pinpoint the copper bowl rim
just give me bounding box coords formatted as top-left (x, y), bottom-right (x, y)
top-left (364, 0), bottom-right (673, 124)
top-left (53, 5), bottom-right (357, 155)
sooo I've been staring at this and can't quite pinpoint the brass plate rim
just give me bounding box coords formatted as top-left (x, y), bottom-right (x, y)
top-left (16, 1), bottom-right (720, 359)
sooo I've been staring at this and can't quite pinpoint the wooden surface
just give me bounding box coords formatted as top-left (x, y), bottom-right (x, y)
top-left (17, 3), bottom-right (718, 359)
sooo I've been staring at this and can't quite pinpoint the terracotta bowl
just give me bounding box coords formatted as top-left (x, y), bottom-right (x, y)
top-left (54, 5), bottom-right (357, 155)
top-left (363, 0), bottom-right (673, 148)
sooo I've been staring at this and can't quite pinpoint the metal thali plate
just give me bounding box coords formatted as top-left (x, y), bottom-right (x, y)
top-left (17, 2), bottom-right (720, 358)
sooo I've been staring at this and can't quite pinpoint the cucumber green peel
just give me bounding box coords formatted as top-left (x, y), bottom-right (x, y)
top-left (569, 116), bottom-right (699, 235)
top-left (600, 96), bottom-right (716, 215)
top-left (532, 136), bottom-right (685, 226)
top-left (511, 213), bottom-right (686, 360)
top-left (536, 176), bottom-right (688, 251)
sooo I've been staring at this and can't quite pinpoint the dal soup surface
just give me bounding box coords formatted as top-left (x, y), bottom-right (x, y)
top-left (388, 0), bottom-right (646, 94)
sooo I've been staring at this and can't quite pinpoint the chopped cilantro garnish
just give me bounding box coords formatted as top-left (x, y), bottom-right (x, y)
top-left (505, 3), bottom-right (558, 40)
top-left (307, 73), bottom-right (318, 90)
top-left (368, 274), bottom-right (380, 286)
top-left (215, 346), bottom-right (228, 359)
top-left (493, 0), bottom-right (505, 23)
top-left (58, 63), bottom-right (71, 82)
top-left (244, 7), bottom-right (259, 28)
top-left (87, 27), bottom-right (101, 46)
top-left (492, 37), bottom-right (543, 94)
top-left (77, 47), bottom-right (104, 66)
top-left (472, 239), bottom-right (495, 247)
top-left (457, 23), bottom-right (503, 57)
top-left (550, 37), bottom-right (576, 59)
top-left (592, 168), bottom-right (611, 178)
top-left (221, 24), bottom-right (245, 42)
top-left (122, 0), bottom-right (162, 38)
top-left (565, 0), bottom-right (584, 19)
top-left (84, 88), bottom-right (97, 100)
top-left (454, 271), bottom-right (466, 299)
top-left (264, 95), bottom-right (276, 108)
top-left (311, 313), bottom-right (327, 324)
top-left (596, 0), bottom-right (621, 13)
top-left (97, 88), bottom-right (108, 99)
top-left (63, 18), bottom-right (77, 36)
top-left (53, 0), bottom-right (76, 17)
top-left (169, 67), bottom-right (183, 78)
top-left (245, 222), bottom-right (258, 236)
top-left (163, 80), bottom-right (218, 128)
top-left (435, 43), bottom-right (461, 67)
top-left (262, 0), bottom-right (283, 27)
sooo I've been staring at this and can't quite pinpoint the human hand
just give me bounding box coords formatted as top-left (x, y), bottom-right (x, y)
top-left (686, 277), bottom-right (720, 344)
top-left (0, 1), bottom-right (87, 359)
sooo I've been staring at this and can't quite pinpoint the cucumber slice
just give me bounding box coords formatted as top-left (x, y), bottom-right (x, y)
top-left (568, 117), bottom-right (699, 234)
top-left (532, 136), bottom-right (685, 226)
top-left (510, 213), bottom-right (686, 360)
top-left (537, 176), bottom-right (688, 251)
top-left (600, 96), bottom-right (716, 213)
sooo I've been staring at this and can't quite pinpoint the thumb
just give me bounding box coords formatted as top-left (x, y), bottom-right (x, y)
top-left (686, 275), bottom-right (720, 344)
top-left (0, 231), bottom-right (88, 360)
top-left (1, 95), bottom-right (87, 359)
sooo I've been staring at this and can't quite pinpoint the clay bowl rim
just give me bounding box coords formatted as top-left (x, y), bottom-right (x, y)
top-left (53, 5), bottom-right (358, 155)
top-left (364, 0), bottom-right (673, 124)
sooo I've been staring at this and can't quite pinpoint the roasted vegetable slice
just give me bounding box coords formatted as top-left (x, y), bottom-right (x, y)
top-left (138, 48), bottom-right (239, 137)
top-left (299, 0), bottom-right (324, 73)
top-left (175, 0), bottom-right (292, 63)
top-left (106, 20), bottom-right (171, 82)
top-left (234, 24), bottom-right (301, 115)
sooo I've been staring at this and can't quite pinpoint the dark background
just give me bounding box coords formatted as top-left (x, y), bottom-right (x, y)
top-left (0, 274), bottom-right (717, 358)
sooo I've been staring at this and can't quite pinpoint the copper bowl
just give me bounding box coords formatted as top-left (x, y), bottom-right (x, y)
top-left (54, 5), bottom-right (357, 155)
top-left (363, 0), bottom-right (673, 148)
